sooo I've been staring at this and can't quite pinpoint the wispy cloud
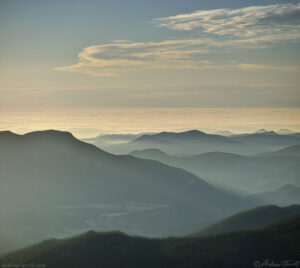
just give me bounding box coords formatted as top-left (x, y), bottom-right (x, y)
top-left (56, 3), bottom-right (300, 77)
top-left (55, 38), bottom-right (300, 76)
top-left (55, 40), bottom-right (218, 76)
top-left (154, 3), bottom-right (300, 38)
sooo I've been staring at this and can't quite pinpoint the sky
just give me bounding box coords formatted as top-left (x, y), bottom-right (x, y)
top-left (0, 0), bottom-right (300, 137)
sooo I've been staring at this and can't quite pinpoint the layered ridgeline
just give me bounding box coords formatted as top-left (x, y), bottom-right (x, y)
top-left (271, 144), bottom-right (300, 157)
top-left (130, 145), bottom-right (300, 194)
top-left (192, 204), bottom-right (300, 236)
top-left (0, 130), bottom-right (253, 253)
top-left (85, 129), bottom-right (300, 155)
top-left (246, 185), bottom-right (300, 206)
top-left (0, 215), bottom-right (299, 268)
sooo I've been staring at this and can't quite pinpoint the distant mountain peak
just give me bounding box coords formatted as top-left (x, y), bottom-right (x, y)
top-left (184, 129), bottom-right (206, 135)
top-left (132, 129), bottom-right (236, 145)
top-left (24, 130), bottom-right (76, 140)
top-left (0, 130), bottom-right (19, 137)
top-left (0, 131), bottom-right (22, 142)
top-left (0, 130), bottom-right (15, 134)
top-left (158, 129), bottom-right (206, 137)
top-left (0, 130), bottom-right (81, 146)
top-left (254, 129), bottom-right (277, 135)
top-left (255, 129), bottom-right (268, 134)
top-left (132, 130), bottom-right (207, 143)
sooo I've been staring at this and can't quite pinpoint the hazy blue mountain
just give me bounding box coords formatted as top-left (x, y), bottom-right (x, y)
top-left (231, 131), bottom-right (300, 147)
top-left (247, 185), bottom-right (300, 206)
top-left (133, 130), bottom-right (235, 143)
top-left (92, 129), bottom-right (300, 155)
top-left (272, 144), bottom-right (300, 157)
top-left (0, 130), bottom-right (252, 253)
top-left (98, 130), bottom-right (243, 155)
top-left (130, 148), bottom-right (300, 193)
top-left (192, 204), bottom-right (300, 237)
top-left (1, 215), bottom-right (299, 268)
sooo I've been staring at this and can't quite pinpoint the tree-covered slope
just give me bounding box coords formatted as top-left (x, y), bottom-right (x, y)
top-left (192, 204), bottom-right (300, 236)
top-left (1, 215), bottom-right (299, 268)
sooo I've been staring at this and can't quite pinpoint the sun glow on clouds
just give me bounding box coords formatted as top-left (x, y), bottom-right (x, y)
top-left (55, 3), bottom-right (300, 77)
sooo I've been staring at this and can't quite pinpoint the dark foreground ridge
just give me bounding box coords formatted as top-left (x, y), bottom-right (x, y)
top-left (1, 215), bottom-right (299, 268)
top-left (191, 204), bottom-right (300, 236)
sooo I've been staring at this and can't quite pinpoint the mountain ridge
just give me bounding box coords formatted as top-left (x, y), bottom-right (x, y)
top-left (130, 146), bottom-right (300, 193)
top-left (191, 204), bottom-right (300, 237)
top-left (0, 130), bottom-right (253, 253)
top-left (132, 129), bottom-right (237, 144)
top-left (1, 215), bottom-right (299, 268)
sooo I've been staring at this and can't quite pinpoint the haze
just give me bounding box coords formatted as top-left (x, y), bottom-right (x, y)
top-left (1, 1), bottom-right (300, 265)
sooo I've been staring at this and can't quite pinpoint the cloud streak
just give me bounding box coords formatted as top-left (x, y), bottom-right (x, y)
top-left (55, 40), bottom-right (217, 76)
top-left (155, 3), bottom-right (300, 38)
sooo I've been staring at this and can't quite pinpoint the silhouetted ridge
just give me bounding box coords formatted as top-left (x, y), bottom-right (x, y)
top-left (0, 130), bottom-right (80, 146)
top-left (1, 216), bottom-right (299, 268)
top-left (0, 130), bottom-right (22, 139)
top-left (132, 129), bottom-right (236, 144)
top-left (0, 131), bottom-right (24, 147)
top-left (192, 204), bottom-right (300, 237)
top-left (24, 129), bottom-right (76, 141)
top-left (0, 130), bottom-right (18, 136)
top-left (177, 129), bottom-right (206, 136)
top-left (255, 129), bottom-right (268, 134)
top-left (19, 129), bottom-right (113, 158)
